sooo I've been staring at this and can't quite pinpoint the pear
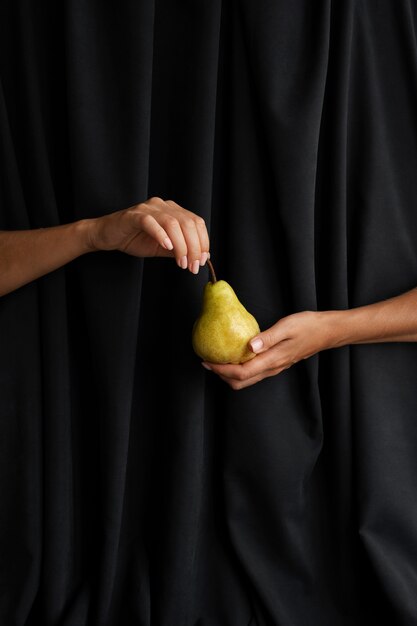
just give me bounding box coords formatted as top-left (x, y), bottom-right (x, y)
top-left (192, 260), bottom-right (260, 364)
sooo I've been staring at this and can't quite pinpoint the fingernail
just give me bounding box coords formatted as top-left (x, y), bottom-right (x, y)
top-left (202, 363), bottom-right (212, 371)
top-left (250, 338), bottom-right (263, 352)
top-left (180, 256), bottom-right (188, 269)
top-left (200, 252), bottom-right (208, 266)
top-left (163, 237), bottom-right (173, 250)
top-left (207, 252), bottom-right (211, 259)
top-left (192, 260), bottom-right (200, 275)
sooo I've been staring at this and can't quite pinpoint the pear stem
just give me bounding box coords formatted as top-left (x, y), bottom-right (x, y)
top-left (207, 259), bottom-right (217, 283)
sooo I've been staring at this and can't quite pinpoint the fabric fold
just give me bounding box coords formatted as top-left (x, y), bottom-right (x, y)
top-left (2, 1), bottom-right (417, 624)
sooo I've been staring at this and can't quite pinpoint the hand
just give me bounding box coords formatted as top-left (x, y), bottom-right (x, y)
top-left (86, 196), bottom-right (210, 273)
top-left (203, 311), bottom-right (336, 390)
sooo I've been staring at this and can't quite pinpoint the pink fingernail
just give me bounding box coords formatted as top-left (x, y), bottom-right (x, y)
top-left (250, 338), bottom-right (263, 352)
top-left (163, 237), bottom-right (173, 250)
top-left (202, 363), bottom-right (212, 371)
top-left (200, 252), bottom-right (208, 266)
top-left (192, 260), bottom-right (200, 275)
top-left (180, 256), bottom-right (188, 269)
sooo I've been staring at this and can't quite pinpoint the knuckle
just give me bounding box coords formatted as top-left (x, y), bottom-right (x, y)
top-left (128, 209), bottom-right (145, 225)
top-left (141, 213), bottom-right (153, 224)
top-left (260, 332), bottom-right (271, 346)
top-left (164, 216), bottom-right (179, 228)
top-left (269, 368), bottom-right (281, 377)
top-left (195, 216), bottom-right (206, 226)
top-left (183, 217), bottom-right (197, 230)
top-left (148, 196), bottom-right (163, 205)
top-left (136, 203), bottom-right (152, 216)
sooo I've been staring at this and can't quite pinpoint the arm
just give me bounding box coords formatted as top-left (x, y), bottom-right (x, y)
top-left (0, 196), bottom-right (210, 297)
top-left (204, 286), bottom-right (417, 390)
top-left (323, 287), bottom-right (417, 345)
top-left (0, 220), bottom-right (91, 297)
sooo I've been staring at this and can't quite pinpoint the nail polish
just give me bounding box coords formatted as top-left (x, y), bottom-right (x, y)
top-left (250, 338), bottom-right (263, 352)
top-left (163, 237), bottom-right (173, 250)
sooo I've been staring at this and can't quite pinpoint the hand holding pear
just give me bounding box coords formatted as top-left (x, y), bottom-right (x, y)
top-left (192, 260), bottom-right (260, 364)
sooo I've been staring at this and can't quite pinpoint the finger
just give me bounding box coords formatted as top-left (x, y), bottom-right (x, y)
top-left (217, 367), bottom-right (283, 390)
top-left (134, 213), bottom-right (174, 251)
top-left (217, 373), bottom-right (264, 390)
top-left (160, 215), bottom-right (189, 269)
top-left (203, 349), bottom-right (283, 381)
top-left (166, 200), bottom-right (209, 267)
top-left (248, 323), bottom-right (291, 354)
top-left (131, 201), bottom-right (187, 266)
top-left (195, 218), bottom-right (210, 265)
top-left (141, 198), bottom-right (188, 267)
top-left (162, 201), bottom-right (200, 271)
top-left (179, 219), bottom-right (202, 274)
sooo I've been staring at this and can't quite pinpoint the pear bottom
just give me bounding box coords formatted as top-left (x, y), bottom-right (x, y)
top-left (193, 343), bottom-right (258, 364)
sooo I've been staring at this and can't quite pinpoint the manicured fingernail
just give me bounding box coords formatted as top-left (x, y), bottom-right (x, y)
top-left (180, 256), bottom-right (188, 269)
top-left (163, 237), bottom-right (173, 250)
top-left (202, 363), bottom-right (212, 371)
top-left (207, 252), bottom-right (211, 259)
top-left (200, 252), bottom-right (208, 266)
top-left (250, 338), bottom-right (263, 352)
top-left (192, 260), bottom-right (200, 275)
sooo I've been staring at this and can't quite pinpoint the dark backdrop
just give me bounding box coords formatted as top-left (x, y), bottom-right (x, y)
top-left (1, 1), bottom-right (417, 624)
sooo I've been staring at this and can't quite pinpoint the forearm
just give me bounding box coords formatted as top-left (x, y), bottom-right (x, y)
top-left (325, 286), bottom-right (417, 348)
top-left (0, 219), bottom-right (94, 297)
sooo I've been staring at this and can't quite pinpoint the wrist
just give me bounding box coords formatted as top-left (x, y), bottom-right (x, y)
top-left (73, 218), bottom-right (99, 254)
top-left (318, 309), bottom-right (357, 349)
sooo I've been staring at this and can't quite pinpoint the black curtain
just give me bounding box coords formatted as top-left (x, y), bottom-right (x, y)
top-left (2, 1), bottom-right (417, 624)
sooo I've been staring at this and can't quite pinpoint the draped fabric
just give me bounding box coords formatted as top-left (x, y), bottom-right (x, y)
top-left (2, 1), bottom-right (417, 624)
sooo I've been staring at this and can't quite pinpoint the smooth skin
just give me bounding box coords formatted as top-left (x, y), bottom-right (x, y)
top-left (203, 286), bottom-right (417, 390)
top-left (0, 196), bottom-right (209, 297)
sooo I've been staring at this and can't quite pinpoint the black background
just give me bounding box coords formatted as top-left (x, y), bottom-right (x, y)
top-left (1, 1), bottom-right (417, 624)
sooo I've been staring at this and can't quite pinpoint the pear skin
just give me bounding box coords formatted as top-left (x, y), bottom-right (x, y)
top-left (192, 276), bottom-right (260, 365)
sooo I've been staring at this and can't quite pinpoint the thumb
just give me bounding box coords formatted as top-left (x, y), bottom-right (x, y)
top-left (249, 322), bottom-right (287, 354)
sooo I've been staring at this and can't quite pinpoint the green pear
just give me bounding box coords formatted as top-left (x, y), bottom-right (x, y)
top-left (192, 260), bottom-right (260, 364)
